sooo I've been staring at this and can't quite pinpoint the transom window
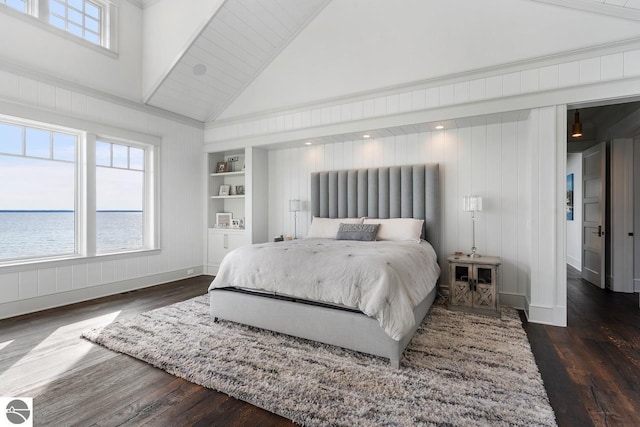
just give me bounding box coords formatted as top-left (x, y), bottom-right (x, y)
top-left (0, 0), bottom-right (113, 50)
top-left (49, 0), bottom-right (102, 45)
top-left (0, 0), bottom-right (27, 13)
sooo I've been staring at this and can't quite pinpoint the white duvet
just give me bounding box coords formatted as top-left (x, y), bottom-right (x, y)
top-left (209, 238), bottom-right (440, 341)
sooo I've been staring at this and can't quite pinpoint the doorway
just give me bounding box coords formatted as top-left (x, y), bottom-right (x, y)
top-left (566, 101), bottom-right (640, 295)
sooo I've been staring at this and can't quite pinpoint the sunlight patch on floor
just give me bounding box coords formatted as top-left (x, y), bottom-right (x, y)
top-left (0, 311), bottom-right (121, 395)
top-left (0, 339), bottom-right (14, 351)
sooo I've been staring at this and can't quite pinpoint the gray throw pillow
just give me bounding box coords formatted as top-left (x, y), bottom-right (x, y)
top-left (336, 223), bottom-right (379, 241)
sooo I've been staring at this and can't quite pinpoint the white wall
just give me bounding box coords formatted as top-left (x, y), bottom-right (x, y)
top-left (0, 67), bottom-right (204, 319)
top-left (142, 0), bottom-right (225, 99)
top-left (0, 2), bottom-right (143, 101)
top-left (218, 0), bottom-right (640, 120)
top-left (567, 153), bottom-right (583, 270)
top-left (267, 112), bottom-right (534, 308)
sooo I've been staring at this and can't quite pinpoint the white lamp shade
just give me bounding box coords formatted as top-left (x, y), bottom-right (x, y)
top-left (289, 199), bottom-right (302, 212)
top-left (463, 195), bottom-right (483, 212)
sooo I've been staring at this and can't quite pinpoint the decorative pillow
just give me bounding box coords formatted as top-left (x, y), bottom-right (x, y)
top-left (336, 223), bottom-right (380, 241)
top-left (307, 217), bottom-right (363, 239)
top-left (363, 218), bottom-right (424, 242)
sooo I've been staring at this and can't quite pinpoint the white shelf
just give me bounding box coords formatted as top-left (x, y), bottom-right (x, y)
top-left (210, 171), bottom-right (245, 177)
top-left (210, 195), bottom-right (245, 199)
top-left (209, 227), bottom-right (246, 233)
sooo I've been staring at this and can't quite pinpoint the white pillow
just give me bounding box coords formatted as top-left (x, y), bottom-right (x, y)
top-left (363, 218), bottom-right (424, 242)
top-left (307, 217), bottom-right (364, 239)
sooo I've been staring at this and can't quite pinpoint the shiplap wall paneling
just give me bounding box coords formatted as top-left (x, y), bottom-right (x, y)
top-left (267, 113), bottom-right (536, 302)
top-left (0, 67), bottom-right (204, 317)
top-left (205, 44), bottom-right (640, 144)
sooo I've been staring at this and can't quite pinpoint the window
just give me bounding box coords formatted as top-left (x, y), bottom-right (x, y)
top-left (0, 119), bottom-right (78, 260)
top-left (0, 0), bottom-right (27, 13)
top-left (95, 140), bottom-right (145, 253)
top-left (0, 114), bottom-right (158, 264)
top-left (0, 0), bottom-right (114, 50)
top-left (48, 0), bottom-right (102, 45)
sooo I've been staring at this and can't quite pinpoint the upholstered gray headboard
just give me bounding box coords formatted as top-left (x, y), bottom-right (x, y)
top-left (310, 164), bottom-right (440, 256)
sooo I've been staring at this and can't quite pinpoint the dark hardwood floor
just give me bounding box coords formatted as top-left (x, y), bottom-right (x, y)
top-left (522, 266), bottom-right (640, 427)
top-left (0, 276), bottom-right (293, 427)
top-left (1, 270), bottom-right (639, 426)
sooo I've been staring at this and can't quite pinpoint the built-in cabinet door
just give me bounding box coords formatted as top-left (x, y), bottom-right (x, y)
top-left (208, 230), bottom-right (250, 274)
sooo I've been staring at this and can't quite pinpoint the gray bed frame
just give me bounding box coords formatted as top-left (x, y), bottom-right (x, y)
top-left (210, 164), bottom-right (440, 368)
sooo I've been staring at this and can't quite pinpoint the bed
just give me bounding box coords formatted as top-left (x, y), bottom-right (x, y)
top-left (209, 164), bottom-right (441, 368)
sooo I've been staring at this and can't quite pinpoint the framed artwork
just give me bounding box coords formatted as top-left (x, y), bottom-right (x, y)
top-left (236, 185), bottom-right (245, 195)
top-left (566, 173), bottom-right (574, 221)
top-left (219, 184), bottom-right (230, 196)
top-left (216, 212), bottom-right (232, 227)
top-left (216, 162), bottom-right (228, 173)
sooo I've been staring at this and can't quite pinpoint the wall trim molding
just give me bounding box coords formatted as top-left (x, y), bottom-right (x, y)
top-left (0, 60), bottom-right (203, 129)
top-left (0, 266), bottom-right (204, 320)
top-left (209, 36), bottom-right (640, 128)
top-left (527, 303), bottom-right (563, 326)
top-left (529, 0), bottom-right (640, 22)
top-left (499, 292), bottom-right (526, 310)
top-left (124, 0), bottom-right (144, 8)
top-left (567, 256), bottom-right (581, 271)
top-left (204, 76), bottom-right (640, 152)
top-left (0, 98), bottom-right (164, 144)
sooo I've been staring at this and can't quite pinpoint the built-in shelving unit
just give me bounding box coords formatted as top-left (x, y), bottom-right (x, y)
top-left (204, 147), bottom-right (268, 274)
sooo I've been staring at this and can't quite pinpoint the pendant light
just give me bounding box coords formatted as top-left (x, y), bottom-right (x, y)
top-left (571, 110), bottom-right (583, 138)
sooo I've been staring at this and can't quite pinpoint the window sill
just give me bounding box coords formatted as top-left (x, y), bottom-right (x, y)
top-left (0, 248), bottom-right (161, 274)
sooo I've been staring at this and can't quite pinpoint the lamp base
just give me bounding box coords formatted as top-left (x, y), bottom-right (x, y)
top-left (468, 247), bottom-right (481, 258)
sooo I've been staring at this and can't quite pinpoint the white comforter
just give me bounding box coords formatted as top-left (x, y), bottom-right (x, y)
top-left (209, 238), bottom-right (440, 341)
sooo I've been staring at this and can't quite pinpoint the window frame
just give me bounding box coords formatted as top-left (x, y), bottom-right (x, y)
top-left (0, 114), bottom-right (82, 262)
top-left (0, 110), bottom-right (160, 268)
top-left (0, 0), bottom-right (118, 55)
top-left (93, 136), bottom-right (156, 254)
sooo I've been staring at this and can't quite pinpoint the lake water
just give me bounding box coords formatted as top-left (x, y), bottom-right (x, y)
top-left (0, 211), bottom-right (143, 260)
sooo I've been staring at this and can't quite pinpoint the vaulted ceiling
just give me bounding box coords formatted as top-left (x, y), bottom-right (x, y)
top-left (142, 0), bottom-right (640, 124)
top-left (143, 0), bottom-right (330, 122)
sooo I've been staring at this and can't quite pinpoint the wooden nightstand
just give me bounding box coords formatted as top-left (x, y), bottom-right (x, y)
top-left (447, 254), bottom-right (501, 317)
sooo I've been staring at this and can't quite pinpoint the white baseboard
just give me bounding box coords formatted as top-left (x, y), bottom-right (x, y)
top-left (527, 302), bottom-right (567, 327)
top-left (0, 266), bottom-right (204, 320)
top-left (566, 255), bottom-right (581, 271)
top-left (634, 279), bottom-right (640, 293)
top-left (499, 292), bottom-right (526, 310)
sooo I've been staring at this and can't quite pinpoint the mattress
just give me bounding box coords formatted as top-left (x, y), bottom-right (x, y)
top-left (209, 238), bottom-right (440, 340)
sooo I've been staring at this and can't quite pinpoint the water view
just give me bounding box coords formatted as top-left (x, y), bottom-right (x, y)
top-left (0, 211), bottom-right (143, 260)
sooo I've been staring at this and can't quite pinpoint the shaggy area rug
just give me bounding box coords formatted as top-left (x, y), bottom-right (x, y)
top-left (82, 295), bottom-right (556, 427)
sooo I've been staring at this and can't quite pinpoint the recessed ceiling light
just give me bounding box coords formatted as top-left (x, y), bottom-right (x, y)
top-left (192, 64), bottom-right (207, 76)
top-left (435, 125), bottom-right (444, 130)
top-left (363, 134), bottom-right (371, 138)
top-left (305, 141), bottom-right (312, 146)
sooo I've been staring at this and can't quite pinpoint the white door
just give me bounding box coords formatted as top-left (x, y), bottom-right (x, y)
top-left (582, 142), bottom-right (606, 288)
top-left (610, 138), bottom-right (634, 293)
